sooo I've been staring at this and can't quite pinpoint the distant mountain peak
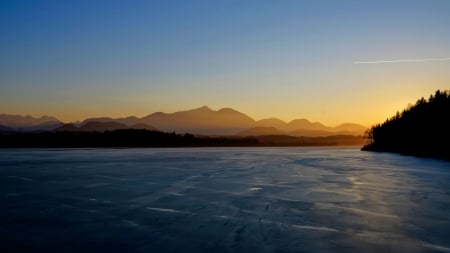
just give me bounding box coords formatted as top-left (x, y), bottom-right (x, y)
top-left (257, 118), bottom-right (287, 124)
top-left (237, 127), bottom-right (286, 136)
top-left (218, 107), bottom-right (236, 112)
top-left (148, 112), bottom-right (168, 117)
top-left (288, 118), bottom-right (311, 124)
top-left (0, 114), bottom-right (61, 128)
top-left (194, 105), bottom-right (213, 111)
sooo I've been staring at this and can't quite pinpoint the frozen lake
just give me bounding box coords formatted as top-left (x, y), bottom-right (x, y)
top-left (1, 147), bottom-right (449, 253)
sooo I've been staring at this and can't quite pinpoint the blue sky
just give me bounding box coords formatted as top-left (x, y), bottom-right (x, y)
top-left (1, 0), bottom-right (449, 125)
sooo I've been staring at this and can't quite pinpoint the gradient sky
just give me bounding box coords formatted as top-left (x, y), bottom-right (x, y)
top-left (1, 0), bottom-right (449, 126)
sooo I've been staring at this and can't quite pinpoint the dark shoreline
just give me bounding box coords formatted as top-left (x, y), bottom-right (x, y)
top-left (361, 145), bottom-right (450, 161)
top-left (0, 129), bottom-right (364, 148)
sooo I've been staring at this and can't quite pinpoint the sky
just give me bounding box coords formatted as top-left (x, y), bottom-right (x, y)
top-left (1, 0), bottom-right (449, 126)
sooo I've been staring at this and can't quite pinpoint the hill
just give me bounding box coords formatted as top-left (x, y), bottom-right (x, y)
top-left (1, 106), bottom-right (367, 136)
top-left (55, 124), bottom-right (79, 132)
top-left (130, 123), bottom-right (157, 130)
top-left (255, 118), bottom-right (288, 130)
top-left (237, 127), bottom-right (287, 136)
top-left (78, 116), bottom-right (140, 127)
top-left (55, 121), bottom-right (157, 132)
top-left (362, 90), bottom-right (450, 160)
top-left (77, 121), bottom-right (130, 132)
top-left (289, 129), bottom-right (356, 137)
top-left (0, 114), bottom-right (60, 127)
top-left (254, 117), bottom-right (365, 135)
top-left (0, 114), bottom-right (62, 131)
top-left (140, 106), bottom-right (255, 134)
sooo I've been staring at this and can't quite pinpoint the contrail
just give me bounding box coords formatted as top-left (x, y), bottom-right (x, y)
top-left (354, 57), bottom-right (450, 64)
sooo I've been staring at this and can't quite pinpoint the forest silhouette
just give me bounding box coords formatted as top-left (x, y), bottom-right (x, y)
top-left (362, 90), bottom-right (450, 160)
top-left (0, 129), bottom-right (363, 148)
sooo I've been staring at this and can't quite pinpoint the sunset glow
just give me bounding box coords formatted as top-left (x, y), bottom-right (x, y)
top-left (1, 1), bottom-right (449, 126)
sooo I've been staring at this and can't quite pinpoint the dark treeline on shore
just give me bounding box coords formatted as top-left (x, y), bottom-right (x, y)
top-left (0, 130), bottom-right (256, 148)
top-left (0, 129), bottom-right (364, 148)
top-left (362, 90), bottom-right (450, 160)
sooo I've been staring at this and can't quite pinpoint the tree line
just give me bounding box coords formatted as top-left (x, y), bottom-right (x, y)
top-left (362, 90), bottom-right (450, 160)
top-left (0, 129), bottom-right (364, 148)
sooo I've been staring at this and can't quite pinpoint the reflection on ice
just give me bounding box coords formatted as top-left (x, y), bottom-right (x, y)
top-left (146, 207), bottom-right (188, 214)
top-left (422, 243), bottom-right (450, 252)
top-left (316, 203), bottom-right (399, 218)
top-left (291, 224), bottom-right (339, 232)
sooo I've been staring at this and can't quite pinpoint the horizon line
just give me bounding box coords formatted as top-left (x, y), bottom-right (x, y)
top-left (0, 108), bottom-right (369, 128)
top-left (354, 57), bottom-right (450, 64)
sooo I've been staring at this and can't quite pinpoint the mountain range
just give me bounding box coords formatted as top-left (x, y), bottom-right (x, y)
top-left (0, 106), bottom-right (367, 136)
top-left (0, 114), bottom-right (63, 132)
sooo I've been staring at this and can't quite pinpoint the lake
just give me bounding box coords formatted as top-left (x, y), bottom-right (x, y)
top-left (1, 147), bottom-right (449, 253)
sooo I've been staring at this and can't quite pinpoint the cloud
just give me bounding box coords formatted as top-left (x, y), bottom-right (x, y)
top-left (354, 57), bottom-right (450, 64)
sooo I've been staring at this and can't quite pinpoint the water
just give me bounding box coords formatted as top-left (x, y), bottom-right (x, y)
top-left (0, 147), bottom-right (449, 253)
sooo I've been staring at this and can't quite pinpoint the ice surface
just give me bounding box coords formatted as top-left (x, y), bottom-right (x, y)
top-left (0, 147), bottom-right (449, 252)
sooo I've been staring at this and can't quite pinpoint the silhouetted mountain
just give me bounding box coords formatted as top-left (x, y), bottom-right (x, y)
top-left (255, 118), bottom-right (288, 130)
top-left (141, 106), bottom-right (255, 134)
top-left (254, 117), bottom-right (365, 135)
top-left (55, 124), bottom-right (79, 132)
top-left (78, 121), bottom-right (129, 132)
top-left (237, 127), bottom-right (287, 136)
top-left (0, 114), bottom-right (62, 132)
top-left (333, 123), bottom-right (367, 133)
top-left (362, 90), bottom-right (450, 160)
top-left (1, 106), bottom-right (366, 136)
top-left (78, 116), bottom-right (140, 127)
top-left (22, 121), bottom-right (64, 132)
top-left (55, 121), bottom-right (157, 132)
top-left (290, 129), bottom-right (357, 137)
top-left (237, 126), bottom-right (362, 137)
top-left (130, 123), bottom-right (157, 130)
top-left (0, 114), bottom-right (60, 127)
top-left (328, 123), bottom-right (367, 136)
top-left (256, 118), bottom-right (327, 131)
top-left (287, 119), bottom-right (328, 131)
top-left (256, 134), bottom-right (365, 146)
